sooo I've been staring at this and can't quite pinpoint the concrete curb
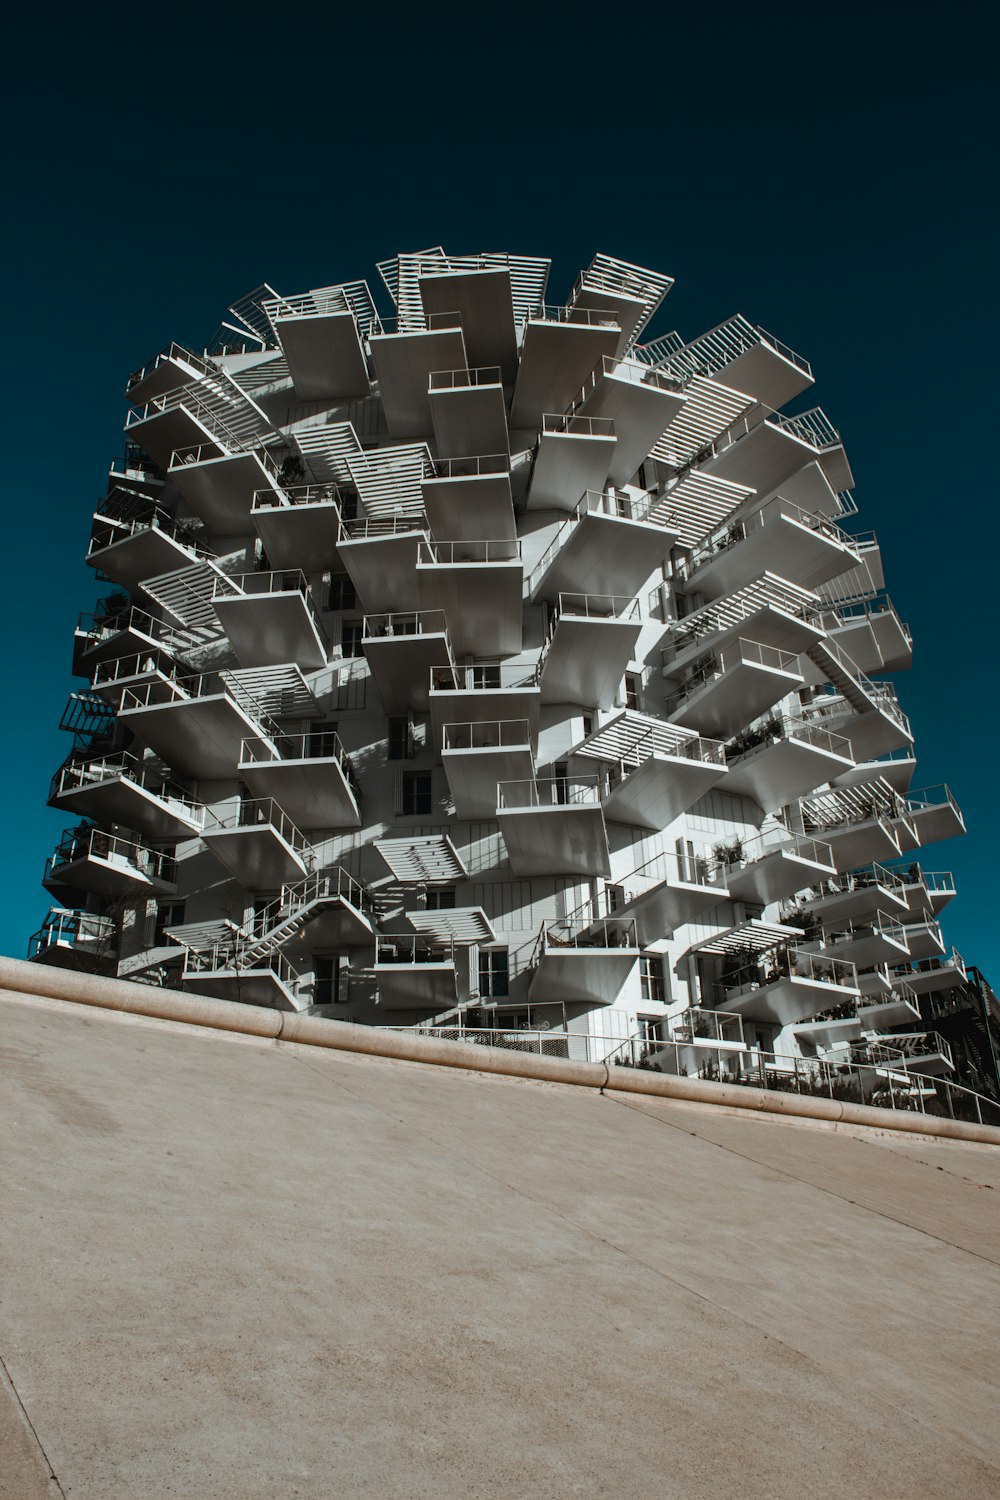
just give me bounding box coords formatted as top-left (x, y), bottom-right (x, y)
top-left (5, 956), bottom-right (999, 1146)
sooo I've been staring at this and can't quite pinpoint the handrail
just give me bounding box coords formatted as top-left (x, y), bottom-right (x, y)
top-left (541, 411), bottom-right (615, 437)
top-left (720, 943), bottom-right (858, 997)
top-left (442, 719), bottom-right (532, 751)
top-left (528, 303), bottom-right (620, 329)
top-left (50, 753), bottom-right (202, 820)
top-left (430, 661), bottom-right (540, 692)
top-left (679, 494), bottom-right (861, 579)
top-left (339, 515), bottom-right (427, 540)
top-left (666, 636), bottom-right (800, 713)
top-left (429, 453), bottom-right (511, 479)
top-left (375, 935), bottom-right (457, 964)
top-left (363, 609), bottom-right (450, 639)
top-left (725, 711), bottom-right (852, 764)
top-left (126, 341), bottom-right (212, 393)
top-left (538, 917), bottom-right (638, 952)
top-left (47, 825), bottom-right (177, 885)
top-left (251, 481), bottom-right (342, 512)
top-left (428, 366), bottom-right (502, 389)
top-left (497, 776), bottom-right (601, 810)
top-left (555, 591), bottom-right (640, 622)
top-left (418, 538), bottom-right (521, 564)
top-left (203, 797), bottom-right (311, 854)
top-left (28, 907), bottom-right (117, 959)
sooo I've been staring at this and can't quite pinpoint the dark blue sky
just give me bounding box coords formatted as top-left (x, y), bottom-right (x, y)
top-left (4, 3), bottom-right (995, 968)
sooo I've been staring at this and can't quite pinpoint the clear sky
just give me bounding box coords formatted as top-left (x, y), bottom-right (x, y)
top-left (3, 2), bottom-right (996, 971)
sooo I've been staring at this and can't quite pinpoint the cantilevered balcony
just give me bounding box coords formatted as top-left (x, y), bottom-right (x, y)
top-left (28, 908), bottom-right (117, 973)
top-left (182, 942), bottom-right (305, 1011)
top-left (831, 747), bottom-right (917, 796)
top-left (892, 786), bottom-right (966, 852)
top-left (368, 312), bottom-right (468, 439)
top-left (202, 798), bottom-right (312, 888)
top-left (262, 285), bottom-right (373, 400)
top-left (420, 456), bottom-right (517, 543)
top-left (127, 343), bottom-right (213, 406)
top-left (429, 661), bottom-right (541, 750)
top-left (723, 714), bottom-right (854, 815)
top-left (525, 490), bottom-right (677, 604)
top-left (525, 414), bottom-right (617, 511)
top-left (665, 638), bottom-right (804, 740)
top-left (117, 671), bottom-right (276, 779)
top-left (792, 999), bottom-right (863, 1053)
top-left (900, 913), bottom-right (947, 963)
top-left (73, 604), bottom-right (170, 676)
top-left (571, 712), bottom-right (727, 830)
top-left (337, 516), bottom-right (427, 613)
top-left (246, 868), bottom-right (376, 955)
top-left (87, 499), bottom-right (209, 594)
top-left (238, 730), bottom-right (361, 830)
top-left (251, 482), bottom-right (344, 570)
top-left (813, 910), bottom-right (911, 969)
top-left (418, 261), bottom-right (523, 381)
top-left (663, 574), bottom-right (824, 673)
top-left (43, 826), bottom-right (177, 902)
top-left (722, 829), bottom-right (837, 906)
top-left (167, 444), bottom-right (278, 534)
top-left (364, 611), bottom-right (454, 714)
top-left (441, 719), bottom-right (535, 820)
top-left (416, 538), bottom-right (523, 656)
top-left (538, 594), bottom-right (642, 708)
top-left (569, 255), bottom-right (674, 353)
top-left (800, 778), bottom-right (909, 871)
top-left (857, 983), bottom-right (922, 1031)
top-left (428, 366), bottom-right (509, 458)
top-left (90, 652), bottom-right (180, 707)
top-left (574, 356), bottom-right (686, 487)
top-left (678, 497), bottom-right (863, 600)
top-left (801, 637), bottom-right (913, 761)
top-left (708, 407), bottom-right (853, 499)
top-left (375, 935), bottom-right (458, 1010)
top-left (798, 862), bottom-right (909, 925)
top-left (646, 315), bottom-right (814, 412)
top-left (210, 570), bottom-right (328, 670)
top-left (606, 851), bottom-right (729, 944)
top-left (708, 940), bottom-right (859, 1029)
top-left (816, 597), bottom-right (913, 676)
top-left (892, 950), bottom-right (967, 997)
top-left (527, 917), bottom-right (639, 1008)
top-left (865, 1031), bottom-right (955, 1078)
top-left (497, 776), bottom-right (611, 878)
top-left (899, 870), bottom-right (957, 920)
top-left (510, 305), bottom-right (622, 431)
top-left (48, 753), bottom-right (204, 840)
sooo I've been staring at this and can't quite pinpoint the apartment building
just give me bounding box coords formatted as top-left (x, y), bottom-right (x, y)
top-left (29, 249), bottom-right (972, 1101)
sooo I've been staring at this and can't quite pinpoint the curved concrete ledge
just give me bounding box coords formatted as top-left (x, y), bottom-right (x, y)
top-left (4, 955), bottom-right (999, 1147)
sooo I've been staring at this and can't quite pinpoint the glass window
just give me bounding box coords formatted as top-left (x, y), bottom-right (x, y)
top-left (640, 955), bottom-right (665, 1004)
top-left (401, 771), bottom-right (432, 816)
top-left (313, 955), bottom-right (340, 1007)
top-left (341, 620), bottom-right (365, 658)
top-left (478, 948), bottom-right (509, 998)
top-left (153, 901), bottom-right (184, 947)
top-left (327, 574), bottom-right (356, 611)
top-left (387, 716), bottom-right (413, 761)
top-left (426, 888), bottom-right (457, 910)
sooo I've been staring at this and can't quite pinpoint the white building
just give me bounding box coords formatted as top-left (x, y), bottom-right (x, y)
top-left (30, 249), bottom-right (969, 1094)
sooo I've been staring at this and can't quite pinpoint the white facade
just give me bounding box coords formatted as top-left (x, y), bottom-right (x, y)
top-left (31, 249), bottom-right (968, 1092)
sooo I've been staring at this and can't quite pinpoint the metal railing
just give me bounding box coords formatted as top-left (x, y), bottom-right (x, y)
top-left (796, 862), bottom-right (907, 906)
top-left (251, 480), bottom-right (342, 513)
top-left (203, 797), bottom-right (311, 855)
top-left (183, 941), bottom-right (302, 992)
top-left (250, 867), bottom-right (375, 946)
top-left (430, 453), bottom-right (510, 479)
top-left (239, 727), bottom-right (355, 779)
top-left (679, 494), bottom-right (860, 580)
top-left (497, 776), bottom-right (601, 810)
top-left (126, 341), bottom-right (212, 393)
top-left (666, 637), bottom-right (800, 714)
top-left (418, 538), bottom-right (521, 564)
top-left (375, 935), bottom-right (457, 965)
top-left (604, 848), bottom-right (730, 906)
top-left (76, 604), bottom-right (167, 651)
top-left (28, 908), bottom-right (118, 961)
top-left (670, 1006), bottom-right (745, 1047)
top-left (46, 826), bottom-right (177, 886)
top-left (772, 408), bottom-right (841, 450)
top-left (815, 910), bottom-right (909, 953)
top-left (428, 366), bottom-right (502, 389)
top-left (666, 574), bottom-right (818, 656)
top-left (536, 917), bottom-right (638, 955)
top-left (866, 1032), bottom-right (953, 1069)
top-left (725, 711), bottom-right (852, 765)
top-left (528, 304), bottom-right (620, 329)
top-left (430, 661), bottom-right (540, 692)
top-left (370, 310), bottom-right (464, 335)
top-left (553, 591), bottom-right (640, 624)
top-left (541, 412), bottom-right (615, 437)
top-left (339, 515), bottom-right (427, 540)
top-left (720, 944), bottom-right (858, 1001)
top-left (716, 827), bottom-right (835, 874)
top-left (364, 609), bottom-right (451, 640)
top-left (441, 719), bottom-right (532, 751)
top-left (49, 753), bottom-right (203, 824)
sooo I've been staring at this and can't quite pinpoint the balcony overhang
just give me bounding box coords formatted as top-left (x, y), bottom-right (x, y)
top-left (128, 353), bottom-right (206, 408)
top-left (576, 365), bottom-right (685, 487)
top-left (528, 510), bottom-right (675, 603)
top-left (725, 734), bottom-right (854, 816)
top-left (202, 824), bottom-right (309, 889)
top-left (539, 612), bottom-right (642, 709)
top-left (809, 878), bottom-right (908, 925)
top-left (726, 845), bottom-right (836, 906)
top-left (858, 994), bottom-right (922, 1029)
top-left (810, 818), bottom-right (901, 873)
top-left (419, 267), bottom-right (519, 383)
top-left (238, 752), bottom-right (361, 831)
top-left (126, 405), bottom-right (218, 469)
top-left (429, 676), bottom-right (541, 752)
top-left (49, 772), bottom-right (202, 841)
top-left (369, 327), bottom-right (468, 439)
top-left (428, 376), bottom-right (509, 460)
top-left (902, 920), bottom-right (946, 963)
top-left (708, 419), bottom-right (850, 499)
top-left (75, 622), bottom-right (163, 676)
top-left (252, 497), bottom-right (342, 571)
top-left (832, 754), bottom-right (917, 796)
top-left (894, 958), bottom-right (965, 996)
top-left (612, 869), bottom-right (729, 946)
top-left (338, 529), bottom-right (425, 614)
top-left (668, 658), bottom-right (804, 741)
top-left (120, 691), bottom-right (265, 779)
top-left (688, 513), bottom-right (861, 602)
top-left (169, 450), bottom-right (277, 534)
top-left (821, 924), bottom-right (909, 968)
top-left (510, 319), bottom-right (621, 432)
top-left (184, 966), bottom-right (302, 1011)
top-left (273, 308), bottom-right (370, 400)
top-left (497, 804), bottom-right (611, 879)
top-left (724, 972), bottom-right (858, 1027)
top-left (903, 798), bottom-right (966, 850)
top-left (666, 597), bottom-right (825, 677)
top-left (713, 342), bottom-right (814, 413)
top-left (364, 627), bottom-right (454, 714)
top-left (88, 528), bottom-right (199, 595)
top-left (442, 737), bottom-right (535, 820)
top-left (44, 852), bottom-right (175, 902)
top-left (818, 704), bottom-right (913, 764)
top-left (374, 960), bottom-right (458, 1011)
top-left (416, 553), bottom-right (523, 657)
top-left (212, 592), bottom-right (328, 671)
top-left (526, 428), bottom-right (617, 512)
top-left (421, 467), bottom-right (516, 544)
top-left (794, 1016), bottom-right (863, 1049)
top-left (528, 943), bottom-right (638, 1008)
top-left (603, 753), bottom-right (728, 831)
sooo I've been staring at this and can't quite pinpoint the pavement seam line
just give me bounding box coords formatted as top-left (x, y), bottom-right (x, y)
top-left (0, 1349), bottom-right (68, 1498)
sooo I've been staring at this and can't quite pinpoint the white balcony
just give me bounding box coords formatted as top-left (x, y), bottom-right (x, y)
top-left (893, 786), bottom-right (966, 852)
top-left (510, 306), bottom-right (622, 431)
top-left (238, 730), bottom-right (361, 830)
top-left (575, 356), bottom-right (686, 487)
top-left (908, 871), bottom-right (957, 919)
top-left (538, 593), bottom-right (642, 709)
top-left (497, 777), bottom-right (611, 878)
top-left (709, 408), bottom-right (853, 499)
top-left (126, 342), bottom-right (212, 406)
top-left (793, 1005), bottom-right (863, 1051)
top-left (418, 263), bottom-right (520, 382)
top-left (87, 503), bottom-right (208, 594)
top-left (251, 483), bottom-right (344, 571)
top-left (429, 661), bottom-right (541, 750)
top-left (799, 863), bottom-right (909, 924)
top-left (665, 637), bottom-right (804, 740)
top-left (525, 490), bottom-right (677, 603)
top-left (48, 754), bottom-right (204, 840)
top-left (90, 652), bottom-right (180, 707)
top-left (815, 910), bottom-right (911, 968)
top-left (262, 286), bottom-right (372, 400)
top-left (857, 985), bottom-right (922, 1030)
top-left (570, 256), bottom-right (673, 353)
top-left (865, 1032), bottom-right (955, 1078)
top-left (363, 611), bottom-right (454, 714)
top-left (647, 315), bottom-right (813, 412)
top-left (680, 496), bottom-right (863, 600)
top-left (43, 826), bottom-right (177, 902)
top-left (28, 908), bottom-right (117, 972)
top-left (801, 779), bottom-right (906, 871)
top-left (801, 640), bottom-right (913, 762)
top-left (818, 597), bottom-right (913, 675)
top-left (421, 456), bottom-right (517, 542)
top-left (428, 366), bottom-right (509, 459)
top-left (527, 917), bottom-right (639, 1008)
top-left (605, 851), bottom-right (729, 944)
top-left (892, 951), bottom-right (966, 996)
top-left (441, 719), bottom-right (535, 820)
top-left (572, 713), bottom-right (728, 831)
top-left (368, 313), bottom-right (467, 439)
top-left (248, 869), bottom-right (376, 954)
top-left (831, 748), bottom-right (917, 796)
top-left (117, 672), bottom-right (273, 779)
top-left (416, 538), bottom-right (523, 656)
top-left (722, 830), bottom-right (837, 906)
top-left (167, 445), bottom-right (278, 533)
top-left (74, 605), bottom-right (167, 675)
top-left (375, 935), bottom-right (458, 1010)
top-left (211, 571), bottom-right (328, 670)
top-left (901, 914), bottom-right (947, 963)
top-left (525, 414), bottom-right (617, 512)
top-left (709, 941), bottom-right (859, 1029)
top-left (337, 517), bottom-right (427, 613)
top-left (663, 573), bottom-right (824, 674)
top-left (182, 943), bottom-right (305, 1011)
top-left (202, 798), bottom-right (312, 888)
top-left (724, 714), bottom-right (854, 816)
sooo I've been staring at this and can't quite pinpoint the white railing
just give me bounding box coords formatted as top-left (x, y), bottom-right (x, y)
top-left (50, 754), bottom-right (203, 825)
top-left (29, 908), bottom-right (118, 960)
top-left (721, 944), bottom-right (858, 1001)
top-left (428, 366), bottom-right (502, 389)
top-left (375, 935), bottom-right (456, 965)
top-left (679, 494), bottom-right (860, 579)
top-left (497, 776), bottom-right (601, 810)
top-left (442, 719), bottom-right (532, 751)
top-left (203, 797), bottom-right (311, 856)
top-left (666, 637), bottom-right (800, 713)
top-left (430, 453), bottom-right (510, 479)
top-left (541, 411), bottom-right (615, 437)
top-left (251, 481), bottom-right (342, 513)
top-left (725, 712), bottom-right (852, 765)
top-left (535, 917), bottom-right (638, 956)
top-left (364, 609), bottom-right (451, 641)
top-left (554, 591), bottom-right (640, 623)
top-left (46, 825), bottom-right (177, 886)
top-left (430, 661), bottom-right (540, 693)
top-left (418, 538), bottom-right (521, 564)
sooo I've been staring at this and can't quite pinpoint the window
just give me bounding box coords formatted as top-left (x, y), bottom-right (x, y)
top-left (314, 955), bottom-right (342, 1006)
top-left (327, 574), bottom-right (356, 611)
top-left (640, 955), bottom-right (665, 1004)
top-left (478, 947), bottom-right (509, 998)
top-left (637, 1013), bottom-right (663, 1042)
top-left (340, 619), bottom-right (364, 658)
top-left (387, 715), bottom-right (414, 761)
top-left (624, 672), bottom-right (641, 711)
top-left (307, 723), bottom-right (338, 758)
top-left (153, 901), bottom-right (184, 947)
top-left (400, 770), bottom-right (432, 816)
top-left (426, 888), bottom-right (457, 910)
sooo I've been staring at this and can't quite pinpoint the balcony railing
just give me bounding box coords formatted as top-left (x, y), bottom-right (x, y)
top-left (77, 604), bottom-right (169, 653)
top-left (497, 776), bottom-right (601, 810)
top-left (771, 408), bottom-right (841, 450)
top-left (428, 365), bottom-right (503, 390)
top-left (865, 1032), bottom-right (953, 1070)
top-left (46, 825), bottom-right (177, 886)
top-left (339, 515), bottom-right (427, 540)
top-left (678, 494), bottom-right (861, 580)
top-left (551, 592), bottom-right (640, 626)
top-left (607, 847), bottom-right (728, 902)
top-left (251, 480), bottom-right (343, 514)
top-left (430, 661), bottom-right (540, 693)
top-left (429, 453), bottom-right (510, 479)
top-left (28, 907), bottom-right (118, 961)
top-left (527, 304), bottom-right (620, 329)
top-left (712, 828), bottom-right (835, 874)
top-left (126, 341), bottom-right (212, 394)
top-left (364, 609), bottom-right (451, 641)
top-left (722, 944), bottom-right (858, 1000)
top-left (250, 867), bottom-right (375, 942)
top-left (49, 753), bottom-right (203, 824)
top-left (817, 911), bottom-right (909, 951)
top-left (375, 935), bottom-right (456, 965)
top-left (418, 538), bottom-right (522, 564)
top-left (442, 718), bottom-right (531, 751)
top-left (203, 797), bottom-right (311, 855)
top-left (239, 728), bottom-right (355, 780)
top-left (666, 574), bottom-right (818, 656)
top-left (725, 712), bottom-right (852, 765)
top-left (370, 310), bottom-right (464, 336)
top-left (540, 412), bottom-right (615, 437)
top-left (666, 637), bottom-right (800, 714)
top-left (670, 1006), bottom-right (745, 1047)
top-left (536, 917), bottom-right (638, 955)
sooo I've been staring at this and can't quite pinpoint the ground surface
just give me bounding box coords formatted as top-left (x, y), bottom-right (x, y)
top-left (2, 989), bottom-right (999, 1499)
